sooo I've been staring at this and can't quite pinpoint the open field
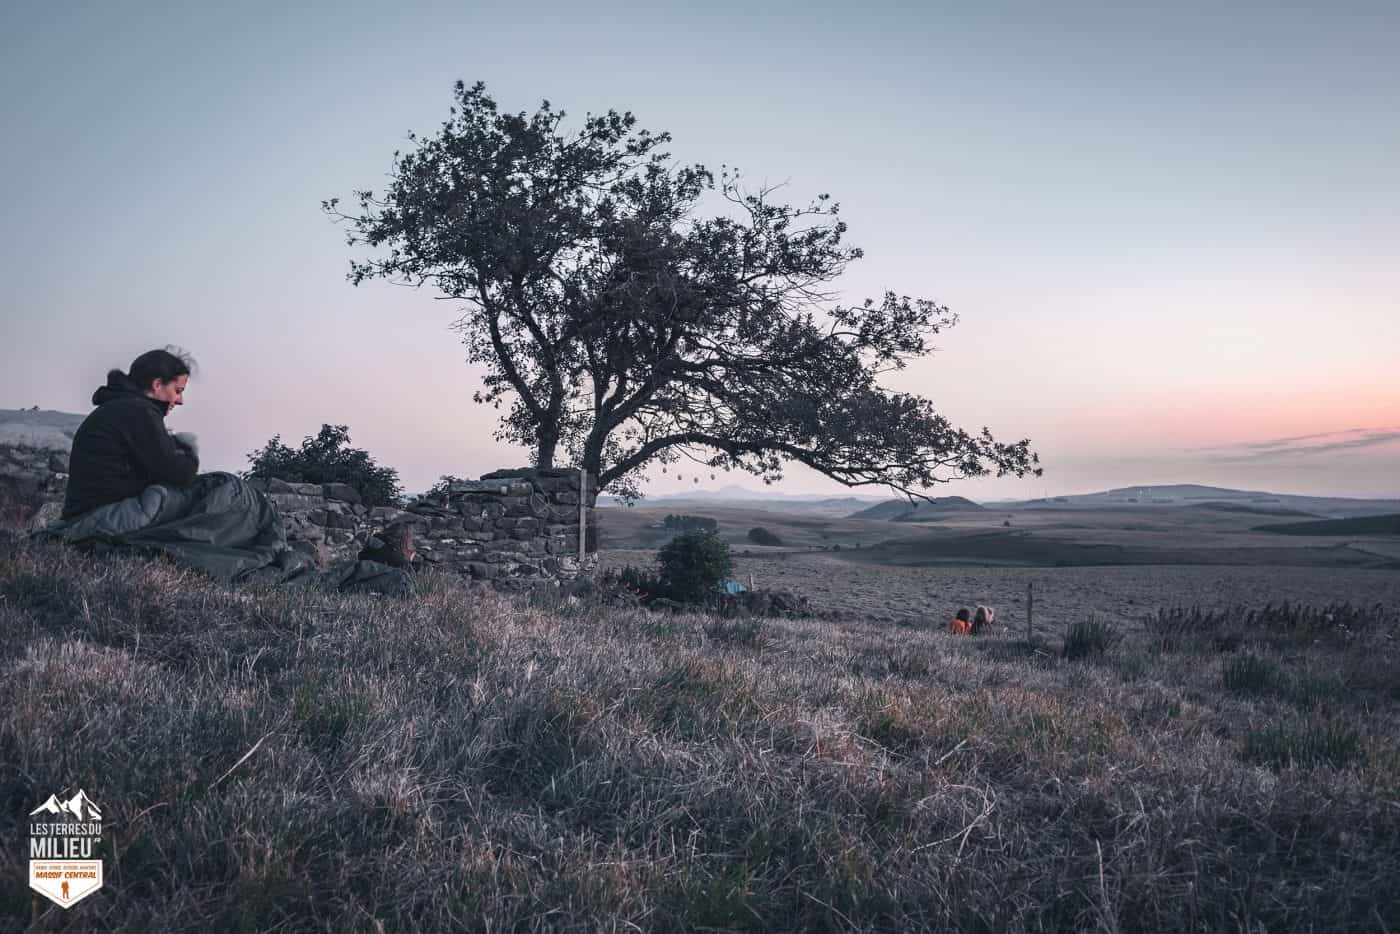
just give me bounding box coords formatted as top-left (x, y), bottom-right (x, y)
top-left (601, 549), bottom-right (1400, 635)
top-left (599, 501), bottom-right (1400, 631)
top-left (3, 529), bottom-right (1399, 930)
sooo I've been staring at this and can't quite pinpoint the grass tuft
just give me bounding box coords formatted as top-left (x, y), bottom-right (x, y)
top-left (1222, 653), bottom-right (1278, 694)
top-left (1062, 617), bottom-right (1120, 660)
top-left (1242, 717), bottom-right (1364, 770)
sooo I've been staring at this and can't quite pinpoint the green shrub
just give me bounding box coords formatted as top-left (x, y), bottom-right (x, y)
top-left (658, 529), bottom-right (733, 604)
top-left (662, 514), bottom-right (719, 533)
top-left (747, 527), bottom-right (783, 546)
top-left (244, 424), bottom-right (402, 508)
top-left (1223, 653), bottom-right (1277, 694)
top-left (1062, 618), bottom-right (1120, 660)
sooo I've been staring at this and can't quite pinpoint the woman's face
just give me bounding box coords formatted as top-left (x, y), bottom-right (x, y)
top-left (147, 374), bottom-right (188, 413)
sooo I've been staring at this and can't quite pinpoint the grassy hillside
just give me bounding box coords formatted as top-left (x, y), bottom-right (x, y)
top-left (1256, 513), bottom-right (1400, 536)
top-left (849, 497), bottom-right (985, 520)
top-left (3, 536), bottom-right (1399, 931)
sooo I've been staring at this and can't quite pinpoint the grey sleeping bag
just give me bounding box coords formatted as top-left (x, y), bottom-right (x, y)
top-left (33, 471), bottom-right (411, 595)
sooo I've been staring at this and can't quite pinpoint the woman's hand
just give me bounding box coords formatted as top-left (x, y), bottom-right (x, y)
top-left (172, 431), bottom-right (199, 458)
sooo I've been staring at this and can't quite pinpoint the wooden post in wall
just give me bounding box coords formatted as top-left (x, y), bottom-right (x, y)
top-left (578, 467), bottom-right (587, 564)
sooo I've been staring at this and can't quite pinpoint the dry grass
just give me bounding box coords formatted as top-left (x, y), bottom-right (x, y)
top-left (3, 535), bottom-right (1399, 931)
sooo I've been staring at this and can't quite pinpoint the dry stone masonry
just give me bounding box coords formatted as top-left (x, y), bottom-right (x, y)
top-left (0, 408), bottom-right (81, 528)
top-left (393, 468), bottom-right (598, 581)
top-left (243, 477), bottom-right (371, 566)
top-left (251, 468), bottom-right (599, 582)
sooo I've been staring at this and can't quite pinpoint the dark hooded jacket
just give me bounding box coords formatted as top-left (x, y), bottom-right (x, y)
top-left (62, 370), bottom-right (200, 519)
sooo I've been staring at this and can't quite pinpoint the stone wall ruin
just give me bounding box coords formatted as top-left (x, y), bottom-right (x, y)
top-left (237, 468), bottom-right (601, 581)
top-left (2, 406), bottom-right (599, 585)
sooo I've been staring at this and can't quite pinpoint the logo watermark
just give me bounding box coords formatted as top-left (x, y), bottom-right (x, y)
top-left (28, 789), bottom-right (104, 908)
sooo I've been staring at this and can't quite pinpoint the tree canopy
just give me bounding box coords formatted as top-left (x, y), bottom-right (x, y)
top-left (326, 80), bottom-right (1040, 501)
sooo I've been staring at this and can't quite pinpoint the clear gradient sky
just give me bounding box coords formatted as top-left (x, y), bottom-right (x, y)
top-left (2, 1), bottom-right (1396, 500)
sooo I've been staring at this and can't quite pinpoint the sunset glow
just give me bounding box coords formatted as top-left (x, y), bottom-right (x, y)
top-left (2, 2), bottom-right (1396, 499)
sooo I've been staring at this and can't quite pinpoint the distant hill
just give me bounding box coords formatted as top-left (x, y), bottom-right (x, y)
top-left (1006, 484), bottom-right (1400, 520)
top-left (1256, 514), bottom-right (1400, 536)
top-left (599, 488), bottom-right (886, 517)
top-left (0, 407), bottom-right (84, 451)
top-left (850, 497), bottom-right (985, 520)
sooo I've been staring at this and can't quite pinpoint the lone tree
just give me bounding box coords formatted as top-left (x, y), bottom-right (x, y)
top-left (326, 81), bottom-right (1039, 501)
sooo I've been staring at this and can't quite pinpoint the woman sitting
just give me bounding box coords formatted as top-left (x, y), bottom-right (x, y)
top-left (45, 347), bottom-right (411, 595)
top-left (949, 607), bottom-right (973, 635)
top-left (63, 348), bottom-right (199, 520)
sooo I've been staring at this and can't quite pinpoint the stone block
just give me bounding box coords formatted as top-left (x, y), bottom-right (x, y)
top-left (27, 500), bottom-right (64, 531)
top-left (289, 539), bottom-right (327, 566)
top-left (484, 539), bottom-right (527, 553)
top-left (323, 511), bottom-right (357, 530)
top-left (447, 479), bottom-right (512, 495)
top-left (370, 507), bottom-right (411, 522)
top-left (322, 482), bottom-right (362, 504)
top-left (455, 501), bottom-right (506, 520)
top-left (268, 493), bottom-right (325, 512)
top-left (464, 562), bottom-right (499, 579)
top-left (503, 493), bottom-right (550, 518)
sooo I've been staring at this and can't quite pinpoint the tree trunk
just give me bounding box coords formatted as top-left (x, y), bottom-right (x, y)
top-left (582, 431), bottom-right (606, 490)
top-left (535, 433), bottom-right (557, 469)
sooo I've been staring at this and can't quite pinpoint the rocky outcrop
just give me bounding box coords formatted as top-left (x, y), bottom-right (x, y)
top-left (0, 408), bottom-right (81, 528)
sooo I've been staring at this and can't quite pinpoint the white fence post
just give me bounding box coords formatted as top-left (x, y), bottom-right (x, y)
top-left (578, 467), bottom-right (587, 563)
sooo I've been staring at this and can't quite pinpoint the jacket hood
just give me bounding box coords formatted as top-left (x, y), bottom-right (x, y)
top-left (92, 369), bottom-right (170, 417)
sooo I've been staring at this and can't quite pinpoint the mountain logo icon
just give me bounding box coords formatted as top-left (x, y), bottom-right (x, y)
top-left (29, 789), bottom-right (102, 822)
